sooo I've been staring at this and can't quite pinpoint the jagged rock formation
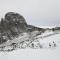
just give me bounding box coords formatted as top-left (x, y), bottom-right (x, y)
top-left (0, 12), bottom-right (28, 41)
top-left (0, 12), bottom-right (59, 51)
top-left (0, 12), bottom-right (46, 51)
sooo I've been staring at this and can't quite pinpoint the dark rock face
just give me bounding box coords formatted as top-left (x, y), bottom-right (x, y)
top-left (0, 12), bottom-right (58, 51)
top-left (27, 25), bottom-right (45, 32)
top-left (52, 27), bottom-right (60, 31)
top-left (0, 12), bottom-right (45, 46)
top-left (0, 12), bottom-right (28, 44)
top-left (5, 12), bottom-right (28, 32)
top-left (5, 12), bottom-right (27, 25)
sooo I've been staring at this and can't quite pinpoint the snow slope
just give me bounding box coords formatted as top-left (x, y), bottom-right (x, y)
top-left (0, 27), bottom-right (60, 60)
top-left (0, 33), bottom-right (60, 60)
top-left (0, 28), bottom-right (60, 51)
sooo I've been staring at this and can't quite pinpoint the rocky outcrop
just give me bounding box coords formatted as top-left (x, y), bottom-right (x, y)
top-left (0, 12), bottom-right (28, 40)
top-left (0, 12), bottom-right (47, 51)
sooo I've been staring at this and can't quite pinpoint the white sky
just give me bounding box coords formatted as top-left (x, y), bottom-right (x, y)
top-left (0, 0), bottom-right (60, 26)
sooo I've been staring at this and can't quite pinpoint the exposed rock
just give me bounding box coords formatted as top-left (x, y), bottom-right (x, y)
top-left (0, 12), bottom-right (58, 51)
top-left (5, 12), bottom-right (28, 32)
top-left (0, 12), bottom-right (29, 40)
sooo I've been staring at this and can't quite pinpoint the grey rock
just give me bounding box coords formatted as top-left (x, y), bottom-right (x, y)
top-left (0, 12), bottom-right (49, 51)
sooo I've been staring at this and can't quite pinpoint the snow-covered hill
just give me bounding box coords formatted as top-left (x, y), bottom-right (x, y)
top-left (0, 12), bottom-right (60, 51)
top-left (0, 28), bottom-right (60, 51)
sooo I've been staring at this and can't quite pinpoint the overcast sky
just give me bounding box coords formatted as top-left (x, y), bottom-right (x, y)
top-left (0, 0), bottom-right (60, 26)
